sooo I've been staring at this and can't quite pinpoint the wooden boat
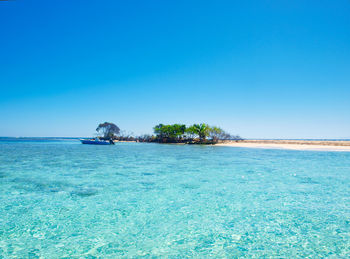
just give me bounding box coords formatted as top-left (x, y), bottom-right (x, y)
top-left (80, 138), bottom-right (113, 145)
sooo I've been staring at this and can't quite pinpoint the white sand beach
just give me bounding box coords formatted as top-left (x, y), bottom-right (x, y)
top-left (217, 140), bottom-right (350, 152)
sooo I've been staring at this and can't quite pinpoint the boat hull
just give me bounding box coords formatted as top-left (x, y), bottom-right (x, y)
top-left (80, 139), bottom-right (111, 145)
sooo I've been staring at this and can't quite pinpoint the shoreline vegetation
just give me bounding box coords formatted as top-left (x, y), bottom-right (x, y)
top-left (98, 122), bottom-right (243, 144)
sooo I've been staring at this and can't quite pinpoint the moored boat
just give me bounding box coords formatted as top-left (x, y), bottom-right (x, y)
top-left (80, 138), bottom-right (114, 145)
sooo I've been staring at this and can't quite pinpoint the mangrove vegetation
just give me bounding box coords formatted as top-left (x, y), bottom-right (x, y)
top-left (152, 123), bottom-right (242, 144)
top-left (96, 122), bottom-right (242, 144)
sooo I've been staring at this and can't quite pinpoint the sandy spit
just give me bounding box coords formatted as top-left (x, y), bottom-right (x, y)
top-left (216, 140), bottom-right (350, 152)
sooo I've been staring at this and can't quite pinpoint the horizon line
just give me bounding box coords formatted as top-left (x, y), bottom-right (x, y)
top-left (1, 136), bottom-right (350, 140)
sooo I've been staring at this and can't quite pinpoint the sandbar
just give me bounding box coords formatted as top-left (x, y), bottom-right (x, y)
top-left (216, 140), bottom-right (350, 152)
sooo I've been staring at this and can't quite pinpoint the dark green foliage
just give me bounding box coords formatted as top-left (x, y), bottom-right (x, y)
top-left (153, 124), bottom-right (187, 143)
top-left (96, 122), bottom-right (241, 144)
top-left (153, 123), bottom-right (240, 144)
top-left (191, 123), bottom-right (210, 141)
top-left (96, 122), bottom-right (120, 139)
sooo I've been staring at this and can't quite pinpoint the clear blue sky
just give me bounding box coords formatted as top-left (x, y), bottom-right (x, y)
top-left (1, 0), bottom-right (349, 138)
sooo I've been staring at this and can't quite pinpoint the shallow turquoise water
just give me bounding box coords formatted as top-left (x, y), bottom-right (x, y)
top-left (0, 140), bottom-right (349, 258)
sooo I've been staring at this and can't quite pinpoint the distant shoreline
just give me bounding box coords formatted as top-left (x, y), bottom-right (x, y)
top-left (216, 140), bottom-right (350, 151)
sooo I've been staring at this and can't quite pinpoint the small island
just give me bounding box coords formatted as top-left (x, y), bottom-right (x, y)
top-left (91, 122), bottom-right (350, 151)
top-left (94, 122), bottom-right (242, 144)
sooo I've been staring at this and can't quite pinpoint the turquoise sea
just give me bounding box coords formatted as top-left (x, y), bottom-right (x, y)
top-left (0, 139), bottom-right (349, 258)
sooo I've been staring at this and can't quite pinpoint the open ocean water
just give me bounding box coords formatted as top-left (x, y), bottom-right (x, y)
top-left (0, 139), bottom-right (349, 258)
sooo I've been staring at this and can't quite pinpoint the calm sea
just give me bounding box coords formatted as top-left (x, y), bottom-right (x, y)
top-left (0, 139), bottom-right (349, 257)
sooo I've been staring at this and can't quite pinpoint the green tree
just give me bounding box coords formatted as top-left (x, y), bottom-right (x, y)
top-left (154, 124), bottom-right (165, 139)
top-left (154, 124), bottom-right (187, 142)
top-left (96, 122), bottom-right (120, 139)
top-left (208, 126), bottom-right (235, 142)
top-left (185, 125), bottom-right (198, 139)
top-left (208, 126), bottom-right (223, 142)
top-left (192, 123), bottom-right (210, 141)
top-left (171, 124), bottom-right (186, 140)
